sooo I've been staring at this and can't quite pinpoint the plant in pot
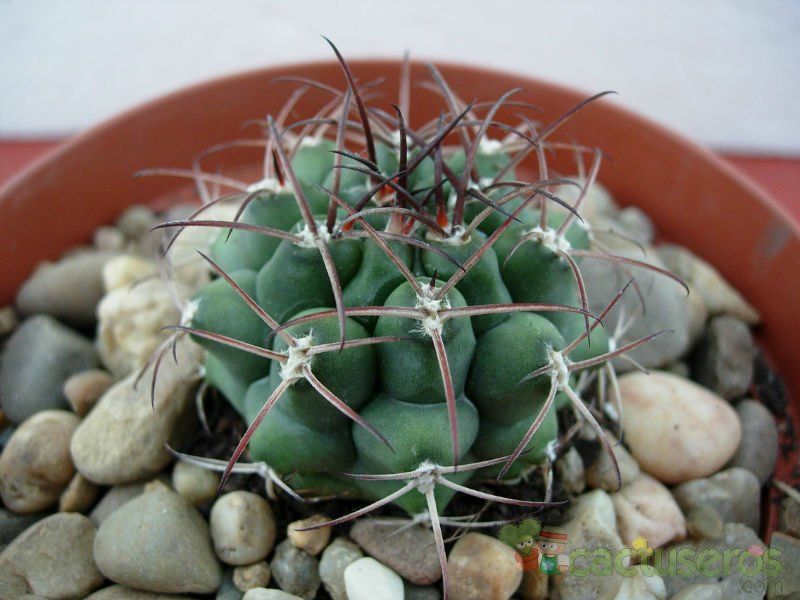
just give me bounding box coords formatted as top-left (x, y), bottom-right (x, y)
top-left (0, 41), bottom-right (795, 600)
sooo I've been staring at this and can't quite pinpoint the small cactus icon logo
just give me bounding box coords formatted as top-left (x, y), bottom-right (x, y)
top-left (499, 519), bottom-right (569, 574)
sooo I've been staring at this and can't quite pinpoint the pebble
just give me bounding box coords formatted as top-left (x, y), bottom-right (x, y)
top-left (615, 206), bottom-right (656, 244)
top-left (172, 460), bottom-right (219, 506)
top-left (619, 371), bottom-right (741, 484)
top-left (555, 446), bottom-right (585, 495)
top-left (87, 585), bottom-right (196, 599)
top-left (662, 523), bottom-right (765, 599)
top-left (269, 539), bottom-right (320, 600)
top-left (519, 570), bottom-right (548, 600)
top-left (319, 537), bottom-right (363, 600)
top-left (89, 480), bottom-right (151, 526)
top-left (351, 518), bottom-right (441, 584)
top-left (0, 315), bottom-right (98, 423)
top-left (233, 562), bottom-right (271, 592)
top-left (447, 532), bottom-right (521, 600)
top-left (16, 249), bottom-right (116, 328)
top-left (564, 178), bottom-right (619, 224)
top-left (727, 399), bottom-right (778, 485)
top-left (691, 315), bottom-right (755, 399)
top-left (404, 582), bottom-right (441, 599)
top-left (210, 491), bottom-right (277, 565)
top-left (669, 584), bottom-right (723, 600)
top-left (585, 436), bottom-right (640, 491)
top-left (287, 514), bottom-right (331, 557)
top-left (96, 276), bottom-right (182, 377)
top-left (657, 244), bottom-right (760, 324)
top-left (0, 508), bottom-right (45, 551)
top-left (685, 503), bottom-right (724, 539)
top-left (167, 200), bottom-right (238, 288)
top-left (0, 513), bottom-right (104, 598)
top-left (778, 497), bottom-right (800, 537)
top-left (243, 590), bottom-right (302, 600)
top-left (614, 565), bottom-right (667, 599)
top-left (551, 490), bottom-right (625, 599)
top-left (0, 409), bottom-right (80, 513)
top-left (101, 254), bottom-right (158, 292)
top-left (672, 467), bottom-right (761, 531)
top-left (93, 484), bottom-right (222, 593)
top-left (766, 532), bottom-right (800, 599)
top-left (59, 472), bottom-right (100, 513)
top-left (685, 283), bottom-right (710, 345)
top-left (0, 306), bottom-right (19, 336)
top-left (581, 247), bottom-right (693, 369)
top-left (117, 205), bottom-right (159, 240)
top-left (344, 557), bottom-right (404, 600)
top-left (216, 571), bottom-right (243, 600)
top-left (93, 226), bottom-right (127, 253)
top-left (611, 472), bottom-right (686, 548)
top-left (70, 337), bottom-right (200, 485)
top-left (63, 369), bottom-right (114, 417)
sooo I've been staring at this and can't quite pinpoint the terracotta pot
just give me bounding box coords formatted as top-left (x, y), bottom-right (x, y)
top-left (1, 60), bottom-right (796, 537)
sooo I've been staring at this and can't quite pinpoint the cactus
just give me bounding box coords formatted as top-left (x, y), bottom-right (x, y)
top-left (145, 40), bottom-right (686, 596)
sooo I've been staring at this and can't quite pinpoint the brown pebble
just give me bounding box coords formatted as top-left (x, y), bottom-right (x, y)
top-left (287, 514), bottom-right (332, 556)
top-left (59, 473), bottom-right (100, 513)
top-left (0, 306), bottom-right (19, 336)
top-left (64, 369), bottom-right (114, 416)
top-left (233, 562), bottom-right (272, 592)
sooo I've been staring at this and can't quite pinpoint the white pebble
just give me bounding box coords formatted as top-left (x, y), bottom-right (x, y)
top-left (344, 557), bottom-right (404, 600)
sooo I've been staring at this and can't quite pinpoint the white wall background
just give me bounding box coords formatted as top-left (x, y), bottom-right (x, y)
top-left (1, 0), bottom-right (799, 154)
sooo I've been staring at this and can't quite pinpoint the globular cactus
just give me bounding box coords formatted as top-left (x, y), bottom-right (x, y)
top-left (146, 40), bottom-right (685, 594)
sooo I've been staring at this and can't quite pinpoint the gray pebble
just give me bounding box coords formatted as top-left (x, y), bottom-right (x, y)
top-left (16, 250), bottom-right (115, 328)
top-left (216, 571), bottom-right (244, 600)
top-left (555, 446), bottom-right (585, 496)
top-left (0, 508), bottom-right (45, 552)
top-left (691, 315), bottom-right (755, 400)
top-left (0, 315), bottom-right (98, 423)
top-left (116, 205), bottom-right (158, 240)
top-left (0, 513), bottom-right (104, 598)
top-left (404, 582), bottom-right (441, 599)
top-left (87, 585), bottom-right (197, 599)
top-left (767, 532), bottom-right (800, 599)
top-left (727, 399), bottom-right (778, 485)
top-left (351, 518), bottom-right (441, 585)
top-left (672, 467), bottom-right (761, 531)
top-left (269, 539), bottom-right (320, 600)
top-left (778, 497), bottom-right (800, 538)
top-left (319, 537), bottom-right (363, 600)
top-left (685, 503), bottom-right (724, 540)
top-left (581, 248), bottom-right (692, 369)
top-left (90, 480), bottom-right (149, 526)
top-left (662, 523), bottom-right (766, 599)
top-left (93, 485), bottom-right (222, 594)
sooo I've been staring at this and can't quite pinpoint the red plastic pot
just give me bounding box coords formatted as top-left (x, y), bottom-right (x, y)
top-left (0, 60), bottom-right (796, 537)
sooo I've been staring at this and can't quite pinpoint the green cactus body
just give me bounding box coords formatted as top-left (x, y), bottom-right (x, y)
top-left (150, 54), bottom-right (687, 600)
top-left (188, 143), bottom-right (586, 514)
top-left (168, 62), bottom-right (665, 521)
